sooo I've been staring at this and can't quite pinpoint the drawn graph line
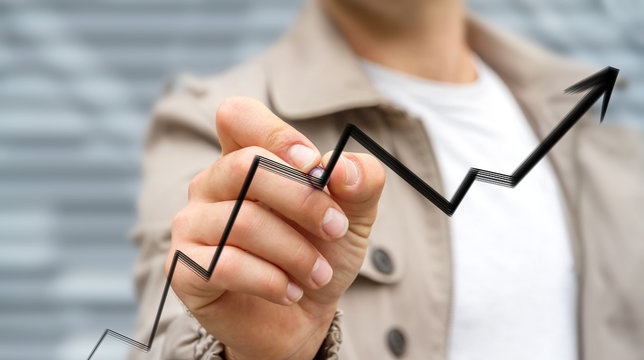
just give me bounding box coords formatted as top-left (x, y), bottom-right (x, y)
top-left (86, 66), bottom-right (619, 358)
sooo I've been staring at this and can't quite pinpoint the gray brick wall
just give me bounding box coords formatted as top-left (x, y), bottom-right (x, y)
top-left (0, 1), bottom-right (641, 359)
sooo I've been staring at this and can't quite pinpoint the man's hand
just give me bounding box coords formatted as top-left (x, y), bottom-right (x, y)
top-left (167, 96), bottom-right (385, 360)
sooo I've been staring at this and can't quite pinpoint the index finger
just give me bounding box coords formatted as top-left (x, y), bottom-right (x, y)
top-left (215, 96), bottom-right (321, 172)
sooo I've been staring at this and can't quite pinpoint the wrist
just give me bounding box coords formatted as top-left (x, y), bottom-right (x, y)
top-left (314, 310), bottom-right (342, 360)
top-left (295, 310), bottom-right (338, 359)
top-left (223, 310), bottom-right (342, 360)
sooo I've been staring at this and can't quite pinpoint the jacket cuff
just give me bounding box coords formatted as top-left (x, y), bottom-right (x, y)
top-left (194, 310), bottom-right (343, 360)
top-left (314, 310), bottom-right (342, 360)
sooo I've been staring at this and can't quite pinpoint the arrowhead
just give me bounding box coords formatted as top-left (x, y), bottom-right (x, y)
top-left (565, 66), bottom-right (619, 122)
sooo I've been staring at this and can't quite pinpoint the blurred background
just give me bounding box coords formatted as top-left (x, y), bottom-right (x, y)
top-left (0, 0), bottom-right (642, 359)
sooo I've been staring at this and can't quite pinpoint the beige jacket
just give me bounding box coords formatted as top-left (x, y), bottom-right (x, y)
top-left (131, 2), bottom-right (644, 359)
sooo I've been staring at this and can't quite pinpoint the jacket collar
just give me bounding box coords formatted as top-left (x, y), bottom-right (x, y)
top-left (264, 0), bottom-right (597, 122)
top-left (265, 0), bottom-right (382, 120)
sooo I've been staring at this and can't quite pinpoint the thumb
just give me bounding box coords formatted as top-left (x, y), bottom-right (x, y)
top-left (320, 151), bottom-right (386, 239)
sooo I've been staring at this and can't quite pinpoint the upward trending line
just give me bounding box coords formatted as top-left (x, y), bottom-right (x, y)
top-left (86, 66), bottom-right (619, 358)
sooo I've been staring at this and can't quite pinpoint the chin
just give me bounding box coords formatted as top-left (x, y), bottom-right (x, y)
top-left (323, 0), bottom-right (439, 24)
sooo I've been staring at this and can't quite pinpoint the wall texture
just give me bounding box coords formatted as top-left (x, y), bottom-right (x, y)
top-left (0, 0), bottom-right (641, 359)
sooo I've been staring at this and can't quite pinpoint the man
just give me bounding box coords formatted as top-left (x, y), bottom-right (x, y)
top-left (131, 0), bottom-right (644, 359)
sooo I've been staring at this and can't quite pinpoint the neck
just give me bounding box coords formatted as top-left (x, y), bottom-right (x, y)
top-left (321, 0), bottom-right (477, 83)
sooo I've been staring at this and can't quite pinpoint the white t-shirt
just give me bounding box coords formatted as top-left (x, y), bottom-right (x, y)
top-left (361, 58), bottom-right (577, 360)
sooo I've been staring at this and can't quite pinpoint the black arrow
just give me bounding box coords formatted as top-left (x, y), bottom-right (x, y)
top-left (86, 66), bottom-right (619, 358)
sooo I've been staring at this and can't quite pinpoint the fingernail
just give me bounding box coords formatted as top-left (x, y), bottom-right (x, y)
top-left (342, 155), bottom-right (359, 185)
top-left (286, 282), bottom-right (303, 303)
top-left (322, 208), bottom-right (349, 239)
top-left (288, 144), bottom-right (317, 170)
top-left (311, 257), bottom-right (333, 287)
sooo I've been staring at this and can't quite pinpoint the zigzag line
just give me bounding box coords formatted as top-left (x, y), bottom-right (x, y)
top-left (86, 66), bottom-right (618, 358)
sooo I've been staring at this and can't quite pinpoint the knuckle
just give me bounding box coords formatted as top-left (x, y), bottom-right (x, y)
top-left (294, 188), bottom-right (317, 217)
top-left (214, 248), bottom-right (235, 276)
top-left (233, 202), bottom-right (262, 240)
top-left (171, 207), bottom-right (194, 240)
top-left (264, 125), bottom-right (293, 153)
top-left (229, 146), bottom-right (269, 181)
top-left (215, 96), bottom-right (248, 130)
top-left (229, 149), bottom-right (256, 180)
top-left (289, 240), bottom-right (313, 273)
top-left (262, 269), bottom-right (283, 299)
top-left (243, 145), bottom-right (267, 158)
top-left (297, 190), bottom-right (329, 227)
top-left (187, 169), bottom-right (208, 200)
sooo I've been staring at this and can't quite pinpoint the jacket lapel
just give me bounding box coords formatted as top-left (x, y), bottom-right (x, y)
top-left (264, 0), bottom-right (382, 120)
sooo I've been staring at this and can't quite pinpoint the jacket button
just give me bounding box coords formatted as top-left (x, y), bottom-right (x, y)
top-left (372, 248), bottom-right (394, 274)
top-left (387, 328), bottom-right (406, 357)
